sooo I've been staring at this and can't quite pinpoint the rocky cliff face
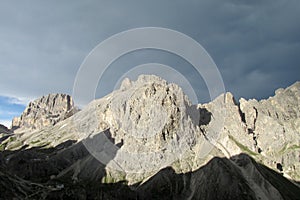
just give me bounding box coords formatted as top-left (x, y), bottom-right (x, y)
top-left (11, 94), bottom-right (77, 131)
top-left (239, 82), bottom-right (300, 180)
top-left (0, 75), bottom-right (299, 199)
top-left (75, 75), bottom-right (203, 181)
top-left (196, 82), bottom-right (300, 182)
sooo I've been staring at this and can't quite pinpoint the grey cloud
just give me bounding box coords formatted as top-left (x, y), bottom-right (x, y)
top-left (0, 0), bottom-right (299, 105)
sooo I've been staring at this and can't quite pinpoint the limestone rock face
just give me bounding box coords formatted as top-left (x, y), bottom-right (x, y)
top-left (239, 81), bottom-right (300, 180)
top-left (198, 92), bottom-right (253, 158)
top-left (1, 76), bottom-right (299, 196)
top-left (74, 75), bottom-right (205, 182)
top-left (11, 117), bottom-right (20, 130)
top-left (12, 94), bottom-right (77, 131)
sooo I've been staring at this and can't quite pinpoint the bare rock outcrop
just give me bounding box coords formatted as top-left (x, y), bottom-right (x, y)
top-left (73, 75), bottom-right (205, 182)
top-left (239, 81), bottom-right (300, 180)
top-left (2, 75), bottom-right (300, 187)
top-left (12, 94), bottom-right (77, 131)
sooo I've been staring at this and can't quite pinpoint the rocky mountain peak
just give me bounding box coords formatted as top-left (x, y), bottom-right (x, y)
top-left (1, 76), bottom-right (300, 199)
top-left (12, 93), bottom-right (77, 131)
top-left (71, 75), bottom-right (202, 179)
top-left (106, 75), bottom-right (194, 137)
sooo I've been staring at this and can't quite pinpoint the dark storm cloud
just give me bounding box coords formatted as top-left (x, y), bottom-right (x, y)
top-left (0, 0), bottom-right (299, 107)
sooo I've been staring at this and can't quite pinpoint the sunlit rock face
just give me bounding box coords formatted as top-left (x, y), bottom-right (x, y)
top-left (12, 93), bottom-right (77, 131)
top-left (1, 75), bottom-right (299, 199)
top-left (239, 81), bottom-right (300, 181)
top-left (72, 75), bottom-right (205, 183)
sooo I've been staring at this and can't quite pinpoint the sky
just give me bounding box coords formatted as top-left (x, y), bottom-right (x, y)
top-left (0, 0), bottom-right (299, 127)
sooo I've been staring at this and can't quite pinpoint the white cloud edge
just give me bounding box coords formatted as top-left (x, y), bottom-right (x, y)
top-left (7, 96), bottom-right (31, 106)
top-left (0, 93), bottom-right (32, 106)
top-left (0, 120), bottom-right (12, 128)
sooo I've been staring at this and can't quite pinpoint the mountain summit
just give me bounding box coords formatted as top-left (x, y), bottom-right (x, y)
top-left (0, 75), bottom-right (299, 199)
top-left (12, 93), bottom-right (77, 131)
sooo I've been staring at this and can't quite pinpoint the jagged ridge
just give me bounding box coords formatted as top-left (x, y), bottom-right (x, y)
top-left (0, 75), bottom-right (299, 199)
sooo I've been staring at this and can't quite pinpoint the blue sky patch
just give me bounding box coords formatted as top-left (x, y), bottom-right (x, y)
top-left (0, 96), bottom-right (26, 127)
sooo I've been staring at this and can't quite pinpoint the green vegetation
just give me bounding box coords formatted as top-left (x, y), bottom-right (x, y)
top-left (38, 141), bottom-right (51, 147)
top-left (0, 136), bottom-right (17, 151)
top-left (0, 143), bottom-right (7, 151)
top-left (279, 143), bottom-right (288, 154)
top-left (7, 141), bottom-right (23, 150)
top-left (9, 136), bottom-right (16, 142)
top-left (31, 140), bottom-right (40, 144)
top-left (172, 159), bottom-right (181, 170)
top-left (288, 144), bottom-right (300, 150)
top-left (102, 174), bottom-right (116, 184)
top-left (228, 135), bottom-right (259, 156)
top-left (102, 172), bottom-right (127, 184)
top-left (279, 144), bottom-right (300, 154)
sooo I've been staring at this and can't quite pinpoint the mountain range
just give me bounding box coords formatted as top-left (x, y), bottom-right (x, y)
top-left (0, 75), bottom-right (299, 200)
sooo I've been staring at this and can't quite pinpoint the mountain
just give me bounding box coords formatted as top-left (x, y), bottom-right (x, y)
top-left (0, 75), bottom-right (299, 199)
top-left (11, 93), bottom-right (78, 131)
top-left (0, 124), bottom-right (12, 144)
top-left (0, 124), bottom-right (11, 135)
